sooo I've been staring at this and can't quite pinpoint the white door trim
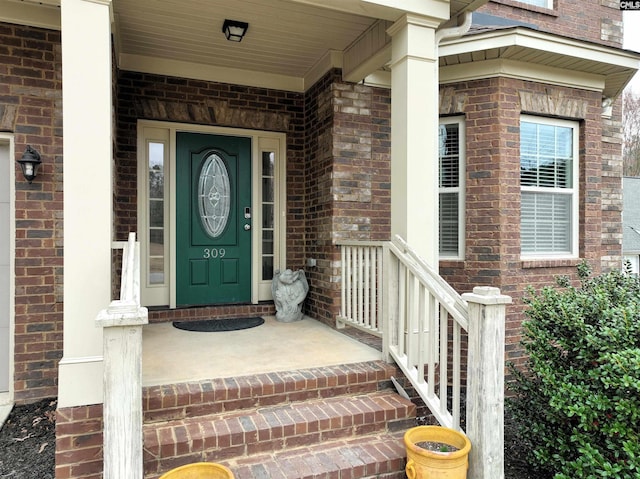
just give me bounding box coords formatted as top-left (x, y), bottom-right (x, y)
top-left (137, 120), bottom-right (287, 308)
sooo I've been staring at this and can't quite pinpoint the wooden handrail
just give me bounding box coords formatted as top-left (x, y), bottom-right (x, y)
top-left (337, 236), bottom-right (510, 479)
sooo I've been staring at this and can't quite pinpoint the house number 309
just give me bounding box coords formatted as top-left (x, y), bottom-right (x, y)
top-left (203, 248), bottom-right (226, 259)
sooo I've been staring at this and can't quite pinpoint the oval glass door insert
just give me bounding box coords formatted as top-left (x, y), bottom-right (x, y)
top-left (198, 153), bottom-right (231, 238)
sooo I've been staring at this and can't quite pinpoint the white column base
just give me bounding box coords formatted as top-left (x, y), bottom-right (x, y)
top-left (57, 356), bottom-right (103, 407)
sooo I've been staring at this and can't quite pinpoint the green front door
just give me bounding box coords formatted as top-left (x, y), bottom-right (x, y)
top-left (176, 132), bottom-right (252, 306)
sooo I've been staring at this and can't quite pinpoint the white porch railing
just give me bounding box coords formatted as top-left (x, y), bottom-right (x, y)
top-left (337, 236), bottom-right (511, 479)
top-left (336, 241), bottom-right (384, 335)
top-left (96, 232), bottom-right (148, 479)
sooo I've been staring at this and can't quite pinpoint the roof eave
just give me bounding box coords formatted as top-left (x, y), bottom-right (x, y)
top-left (440, 26), bottom-right (640, 99)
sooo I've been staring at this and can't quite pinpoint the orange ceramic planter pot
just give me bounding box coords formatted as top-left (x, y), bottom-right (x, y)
top-left (159, 462), bottom-right (234, 479)
top-left (404, 426), bottom-right (472, 479)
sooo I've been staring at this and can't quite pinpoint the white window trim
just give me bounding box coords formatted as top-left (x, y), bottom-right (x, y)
top-left (623, 255), bottom-right (640, 276)
top-left (438, 116), bottom-right (466, 261)
top-left (516, 0), bottom-right (553, 9)
top-left (520, 115), bottom-right (579, 260)
top-left (137, 120), bottom-right (287, 308)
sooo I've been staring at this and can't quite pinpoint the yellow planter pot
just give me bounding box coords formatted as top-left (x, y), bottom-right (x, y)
top-left (404, 426), bottom-right (471, 479)
top-left (159, 462), bottom-right (234, 479)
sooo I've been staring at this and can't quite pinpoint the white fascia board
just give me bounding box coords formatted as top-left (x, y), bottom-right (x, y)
top-left (365, 0), bottom-right (450, 21)
top-left (440, 58), bottom-right (605, 91)
top-left (304, 50), bottom-right (343, 90)
top-left (288, 0), bottom-right (450, 22)
top-left (0, 0), bottom-right (60, 30)
top-left (363, 69), bottom-right (392, 88)
top-left (344, 43), bottom-right (391, 84)
top-left (441, 28), bottom-right (640, 71)
top-left (118, 53), bottom-right (305, 93)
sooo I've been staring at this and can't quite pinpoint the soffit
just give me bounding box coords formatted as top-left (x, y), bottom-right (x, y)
top-left (2, 0), bottom-right (491, 91)
top-left (111, 0), bottom-right (485, 89)
top-left (439, 27), bottom-right (640, 99)
top-left (111, 0), bottom-right (376, 82)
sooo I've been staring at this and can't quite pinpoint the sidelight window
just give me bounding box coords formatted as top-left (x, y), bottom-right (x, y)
top-left (148, 141), bottom-right (166, 285)
top-left (261, 151), bottom-right (275, 280)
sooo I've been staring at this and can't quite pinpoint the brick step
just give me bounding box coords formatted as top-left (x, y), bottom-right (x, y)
top-left (221, 432), bottom-right (408, 479)
top-left (143, 390), bottom-right (416, 478)
top-left (144, 432), bottom-right (408, 479)
top-left (143, 361), bottom-right (399, 423)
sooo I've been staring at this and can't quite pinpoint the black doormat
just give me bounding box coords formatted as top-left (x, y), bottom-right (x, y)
top-left (172, 316), bottom-right (264, 332)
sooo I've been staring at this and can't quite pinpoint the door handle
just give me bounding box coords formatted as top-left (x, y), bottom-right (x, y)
top-left (244, 224), bottom-right (251, 231)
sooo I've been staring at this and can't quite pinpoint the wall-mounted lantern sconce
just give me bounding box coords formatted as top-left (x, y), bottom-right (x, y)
top-left (17, 145), bottom-right (42, 183)
top-left (222, 19), bottom-right (249, 42)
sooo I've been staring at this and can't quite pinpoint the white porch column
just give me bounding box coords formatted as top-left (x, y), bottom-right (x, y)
top-left (388, 15), bottom-right (441, 267)
top-left (58, 0), bottom-right (113, 408)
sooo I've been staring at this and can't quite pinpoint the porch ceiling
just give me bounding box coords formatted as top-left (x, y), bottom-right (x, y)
top-left (112, 0), bottom-right (375, 89)
top-left (2, 0), bottom-right (489, 92)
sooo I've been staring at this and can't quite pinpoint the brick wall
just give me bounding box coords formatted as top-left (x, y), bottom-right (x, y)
top-left (0, 0), bottom-right (627, 404)
top-left (439, 78), bottom-right (619, 373)
top-left (114, 71), bottom-right (306, 318)
top-left (600, 99), bottom-right (625, 271)
top-left (302, 70), bottom-right (340, 323)
top-left (55, 404), bottom-right (103, 479)
top-left (0, 22), bottom-right (63, 403)
top-left (115, 71), bottom-right (305, 252)
top-left (479, 0), bottom-right (623, 48)
top-left (114, 69), bottom-right (391, 326)
top-left (302, 71), bottom-right (391, 325)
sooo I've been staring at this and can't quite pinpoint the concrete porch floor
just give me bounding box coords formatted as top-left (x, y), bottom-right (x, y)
top-left (142, 315), bottom-right (382, 387)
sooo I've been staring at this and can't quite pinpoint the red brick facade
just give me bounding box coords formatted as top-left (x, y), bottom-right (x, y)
top-left (112, 68), bottom-right (392, 328)
top-left (439, 78), bottom-right (620, 372)
top-left (479, 0), bottom-right (623, 48)
top-left (0, 23), bottom-right (63, 403)
top-left (0, 3), bottom-right (629, 476)
top-left (1, 0), bottom-right (626, 402)
top-left (302, 71), bottom-right (392, 324)
top-left (55, 404), bottom-right (103, 479)
top-left (114, 71), bottom-right (305, 254)
top-left (462, 0), bottom-right (626, 372)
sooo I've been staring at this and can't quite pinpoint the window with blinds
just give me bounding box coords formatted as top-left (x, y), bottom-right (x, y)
top-left (520, 117), bottom-right (578, 257)
top-left (439, 118), bottom-right (465, 259)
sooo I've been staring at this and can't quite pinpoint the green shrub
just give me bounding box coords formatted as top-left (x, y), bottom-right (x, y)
top-left (508, 263), bottom-right (640, 479)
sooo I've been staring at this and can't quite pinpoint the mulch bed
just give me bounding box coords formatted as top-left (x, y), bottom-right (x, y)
top-left (0, 398), bottom-right (56, 479)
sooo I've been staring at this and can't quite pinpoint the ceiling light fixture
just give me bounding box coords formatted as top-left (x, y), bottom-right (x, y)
top-left (222, 19), bottom-right (249, 42)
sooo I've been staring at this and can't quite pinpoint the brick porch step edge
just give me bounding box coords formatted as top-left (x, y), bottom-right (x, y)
top-left (143, 361), bottom-right (399, 423)
top-left (145, 431), bottom-right (409, 479)
top-left (143, 391), bottom-right (416, 476)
